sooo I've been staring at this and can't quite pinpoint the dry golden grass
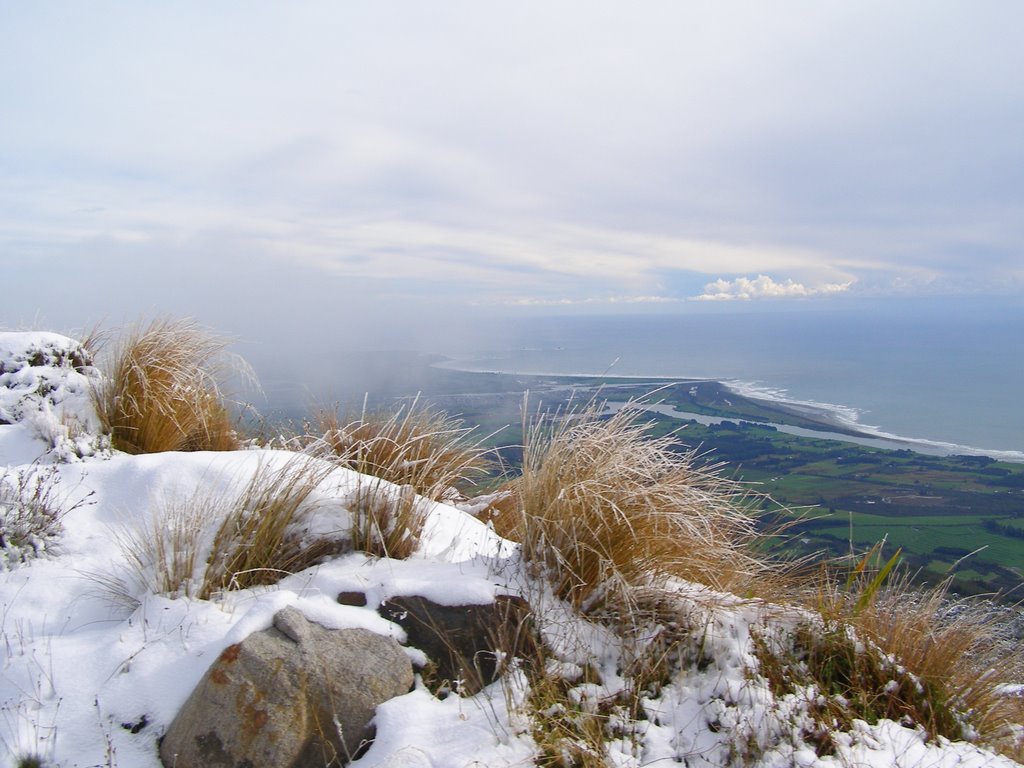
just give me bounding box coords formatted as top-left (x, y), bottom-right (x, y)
top-left (115, 494), bottom-right (210, 600)
top-left (110, 454), bottom-right (347, 603)
top-left (89, 318), bottom-right (248, 454)
top-left (202, 455), bottom-right (344, 597)
top-left (811, 565), bottom-right (1024, 759)
top-left (503, 401), bottom-right (766, 612)
top-left (310, 397), bottom-right (491, 501)
top-left (347, 481), bottom-right (428, 560)
top-left (497, 399), bottom-right (1024, 759)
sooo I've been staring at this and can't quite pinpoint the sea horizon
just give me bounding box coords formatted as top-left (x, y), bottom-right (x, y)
top-left (430, 300), bottom-right (1024, 463)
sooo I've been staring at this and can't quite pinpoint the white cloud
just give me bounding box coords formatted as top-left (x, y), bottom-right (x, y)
top-left (691, 275), bottom-right (853, 301)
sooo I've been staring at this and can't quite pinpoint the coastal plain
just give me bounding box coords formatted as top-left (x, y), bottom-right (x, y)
top-left (293, 357), bottom-right (1024, 600)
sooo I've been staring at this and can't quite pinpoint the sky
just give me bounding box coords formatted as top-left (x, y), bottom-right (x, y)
top-left (2, 1), bottom-right (1023, 361)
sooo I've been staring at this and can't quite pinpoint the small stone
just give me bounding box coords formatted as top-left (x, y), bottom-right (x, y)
top-left (337, 591), bottom-right (369, 607)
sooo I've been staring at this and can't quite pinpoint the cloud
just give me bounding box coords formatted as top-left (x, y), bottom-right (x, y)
top-left (0, 0), bottom-right (1021, 328)
top-left (690, 275), bottom-right (853, 302)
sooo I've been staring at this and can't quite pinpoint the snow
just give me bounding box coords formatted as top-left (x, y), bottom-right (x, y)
top-left (0, 331), bottom-right (1020, 768)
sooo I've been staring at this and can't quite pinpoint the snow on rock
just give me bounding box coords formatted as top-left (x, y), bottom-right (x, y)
top-left (0, 332), bottom-right (107, 463)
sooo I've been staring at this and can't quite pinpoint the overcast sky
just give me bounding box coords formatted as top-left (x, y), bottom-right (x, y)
top-left (2, 1), bottom-right (1022, 351)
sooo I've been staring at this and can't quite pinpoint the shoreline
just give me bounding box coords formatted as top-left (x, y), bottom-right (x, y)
top-left (432, 360), bottom-right (1024, 464)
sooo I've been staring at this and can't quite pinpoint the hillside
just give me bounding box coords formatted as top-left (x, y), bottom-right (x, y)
top-left (0, 327), bottom-right (1021, 768)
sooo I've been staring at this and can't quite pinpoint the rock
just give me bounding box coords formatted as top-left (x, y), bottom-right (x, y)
top-left (378, 595), bottom-right (536, 694)
top-left (160, 607), bottom-right (414, 768)
top-left (337, 590), bottom-right (368, 607)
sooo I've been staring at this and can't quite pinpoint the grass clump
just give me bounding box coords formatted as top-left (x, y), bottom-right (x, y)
top-left (310, 397), bottom-right (491, 501)
top-left (347, 481), bottom-right (427, 560)
top-left (752, 619), bottom-right (965, 756)
top-left (114, 455), bottom-right (347, 602)
top-left (89, 318), bottom-right (249, 454)
top-left (202, 455), bottom-right (345, 596)
top-left (307, 397), bottom-right (493, 560)
top-left (826, 573), bottom-right (1024, 759)
top-left (503, 401), bottom-right (764, 612)
top-left (115, 494), bottom-right (211, 600)
top-left (750, 545), bottom-right (1024, 760)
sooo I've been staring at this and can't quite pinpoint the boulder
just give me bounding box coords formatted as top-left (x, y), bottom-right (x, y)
top-left (160, 607), bottom-right (414, 768)
top-left (377, 594), bottom-right (536, 694)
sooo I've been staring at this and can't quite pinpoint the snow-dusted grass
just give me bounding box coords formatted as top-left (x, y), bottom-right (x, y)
top-left (307, 399), bottom-right (493, 560)
top-left (310, 397), bottom-right (492, 501)
top-left (507, 401), bottom-right (766, 611)
top-left (111, 452), bottom-right (349, 603)
top-left (347, 480), bottom-right (429, 560)
top-left (816, 568), bottom-right (1024, 760)
top-left (89, 318), bottom-right (246, 454)
top-left (489, 400), bottom-right (1024, 765)
top-left (0, 466), bottom-right (74, 570)
top-left (201, 453), bottom-right (346, 597)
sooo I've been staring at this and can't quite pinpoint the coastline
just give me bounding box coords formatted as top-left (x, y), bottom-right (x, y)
top-left (432, 359), bottom-right (1024, 464)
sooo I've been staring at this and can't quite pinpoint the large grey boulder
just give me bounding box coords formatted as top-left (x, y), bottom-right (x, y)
top-left (160, 607), bottom-right (413, 768)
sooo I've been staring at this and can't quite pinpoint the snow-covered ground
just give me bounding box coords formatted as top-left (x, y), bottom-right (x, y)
top-left (0, 332), bottom-right (1018, 767)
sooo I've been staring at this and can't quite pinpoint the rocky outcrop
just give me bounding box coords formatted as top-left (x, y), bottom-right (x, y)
top-left (160, 607), bottom-right (414, 768)
top-left (377, 594), bottom-right (537, 694)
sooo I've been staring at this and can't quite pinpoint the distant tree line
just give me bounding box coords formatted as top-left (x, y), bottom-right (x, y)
top-left (982, 519), bottom-right (1024, 540)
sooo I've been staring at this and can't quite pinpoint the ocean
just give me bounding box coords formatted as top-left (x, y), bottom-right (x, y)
top-left (440, 299), bottom-right (1024, 462)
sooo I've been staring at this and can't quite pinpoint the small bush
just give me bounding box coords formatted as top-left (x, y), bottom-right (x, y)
top-left (310, 397), bottom-right (490, 501)
top-left (0, 466), bottom-right (88, 569)
top-left (89, 318), bottom-right (250, 454)
top-left (526, 668), bottom-right (636, 768)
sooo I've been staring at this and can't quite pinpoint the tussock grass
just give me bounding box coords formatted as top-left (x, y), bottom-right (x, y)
top-left (89, 318), bottom-right (249, 454)
top-left (114, 493), bottom-right (211, 601)
top-left (748, 547), bottom-right (1024, 759)
top-left (305, 398), bottom-right (492, 560)
top-left (202, 455), bottom-right (345, 597)
top-left (347, 481), bottom-right (427, 560)
top-left (310, 397), bottom-right (490, 501)
top-left (753, 618), bottom-right (966, 755)
top-left (503, 401), bottom-right (766, 612)
top-left (820, 567), bottom-right (1024, 758)
top-left (112, 455), bottom-right (347, 602)
top-left (494, 400), bottom-right (1024, 760)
